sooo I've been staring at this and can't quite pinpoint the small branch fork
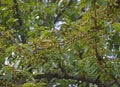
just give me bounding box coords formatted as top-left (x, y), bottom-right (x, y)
top-left (54, 0), bottom-right (89, 23)
top-left (54, 0), bottom-right (73, 23)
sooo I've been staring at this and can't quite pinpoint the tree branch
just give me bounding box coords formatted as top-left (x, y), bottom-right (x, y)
top-left (13, 0), bottom-right (26, 43)
top-left (111, 74), bottom-right (120, 86)
top-left (75, 7), bottom-right (89, 20)
top-left (13, 0), bottom-right (23, 27)
top-left (51, 0), bottom-right (57, 3)
top-left (54, 0), bottom-right (73, 23)
top-left (34, 72), bottom-right (115, 87)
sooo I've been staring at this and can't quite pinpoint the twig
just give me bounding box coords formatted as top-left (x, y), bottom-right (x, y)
top-left (75, 7), bottom-right (89, 20)
top-left (13, 0), bottom-right (23, 26)
top-left (111, 74), bottom-right (120, 86)
top-left (54, 0), bottom-right (73, 23)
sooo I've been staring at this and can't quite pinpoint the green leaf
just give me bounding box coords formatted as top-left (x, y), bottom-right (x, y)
top-left (41, 30), bottom-right (50, 39)
top-left (22, 83), bottom-right (35, 87)
top-left (113, 23), bottom-right (120, 31)
top-left (86, 0), bottom-right (91, 7)
top-left (8, 18), bottom-right (15, 23)
top-left (22, 44), bottom-right (32, 51)
top-left (96, 0), bottom-right (107, 6)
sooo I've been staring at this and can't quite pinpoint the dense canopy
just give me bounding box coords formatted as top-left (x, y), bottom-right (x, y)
top-left (0, 0), bottom-right (120, 87)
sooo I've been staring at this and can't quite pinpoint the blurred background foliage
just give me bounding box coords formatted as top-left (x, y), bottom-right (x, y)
top-left (0, 0), bottom-right (120, 87)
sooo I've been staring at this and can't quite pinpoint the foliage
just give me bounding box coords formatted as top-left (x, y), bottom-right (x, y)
top-left (0, 0), bottom-right (120, 87)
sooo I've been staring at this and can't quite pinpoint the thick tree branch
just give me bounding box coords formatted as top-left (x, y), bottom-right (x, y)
top-left (92, 0), bottom-right (103, 62)
top-left (92, 2), bottom-right (120, 86)
top-left (34, 72), bottom-right (115, 87)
